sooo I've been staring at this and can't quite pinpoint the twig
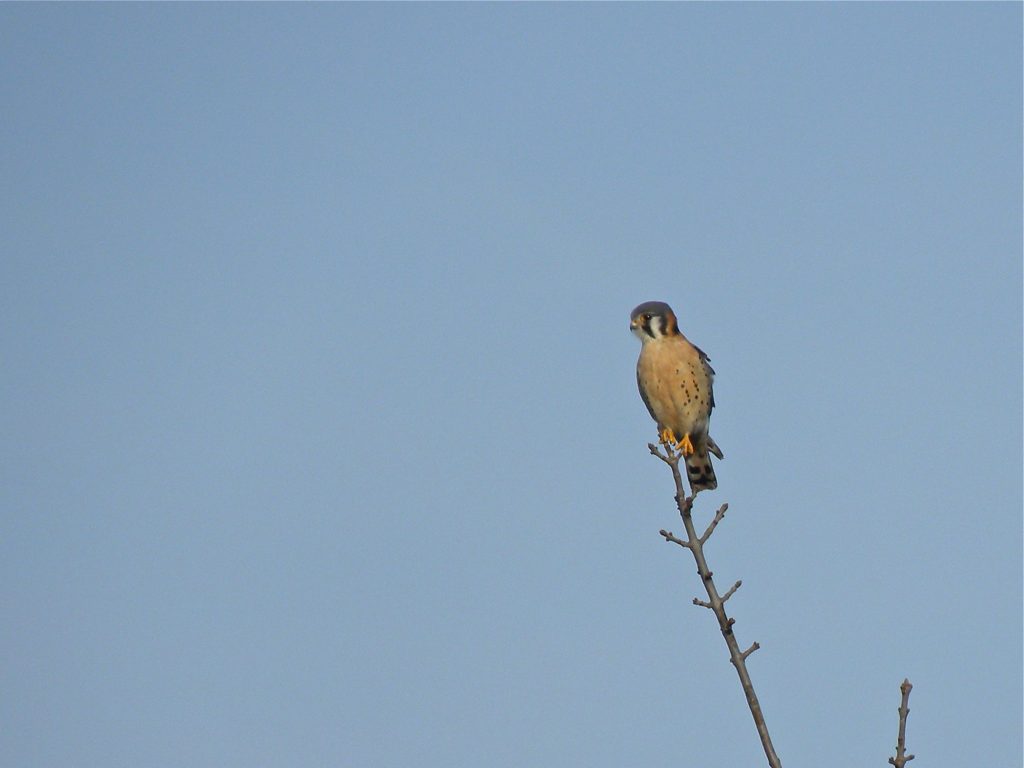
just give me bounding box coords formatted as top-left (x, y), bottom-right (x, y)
top-left (649, 442), bottom-right (781, 768)
top-left (721, 580), bottom-right (743, 603)
top-left (659, 529), bottom-right (691, 549)
top-left (888, 679), bottom-right (915, 768)
top-left (700, 503), bottom-right (729, 544)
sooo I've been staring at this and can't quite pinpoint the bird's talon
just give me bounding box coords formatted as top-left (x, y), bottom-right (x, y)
top-left (679, 433), bottom-right (695, 456)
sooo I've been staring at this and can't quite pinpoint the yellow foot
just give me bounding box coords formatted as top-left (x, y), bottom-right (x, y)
top-left (659, 428), bottom-right (695, 457)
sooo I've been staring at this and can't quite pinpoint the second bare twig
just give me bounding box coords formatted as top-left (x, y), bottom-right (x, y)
top-left (888, 679), bottom-right (915, 768)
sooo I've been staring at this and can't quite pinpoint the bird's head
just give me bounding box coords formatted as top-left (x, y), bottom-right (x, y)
top-left (630, 301), bottom-right (679, 341)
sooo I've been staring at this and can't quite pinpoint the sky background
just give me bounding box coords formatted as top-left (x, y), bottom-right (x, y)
top-left (2, 4), bottom-right (1021, 767)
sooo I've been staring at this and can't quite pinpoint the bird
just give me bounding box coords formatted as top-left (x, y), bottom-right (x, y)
top-left (630, 301), bottom-right (723, 493)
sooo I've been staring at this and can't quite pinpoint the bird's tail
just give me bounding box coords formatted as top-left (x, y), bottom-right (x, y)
top-left (685, 445), bottom-right (718, 493)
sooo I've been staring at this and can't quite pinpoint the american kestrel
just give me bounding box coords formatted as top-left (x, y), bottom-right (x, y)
top-left (630, 301), bottom-right (724, 493)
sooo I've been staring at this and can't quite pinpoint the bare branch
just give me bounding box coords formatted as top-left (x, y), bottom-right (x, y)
top-left (648, 443), bottom-right (672, 464)
top-left (721, 580), bottom-right (743, 603)
top-left (700, 503), bottom-right (730, 544)
top-left (659, 529), bottom-right (691, 549)
top-left (650, 443), bottom-right (781, 768)
top-left (888, 679), bottom-right (915, 768)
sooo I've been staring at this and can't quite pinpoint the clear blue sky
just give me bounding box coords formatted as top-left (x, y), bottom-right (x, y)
top-left (2, 5), bottom-right (1020, 767)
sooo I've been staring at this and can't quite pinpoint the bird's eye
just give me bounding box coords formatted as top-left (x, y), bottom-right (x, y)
top-left (644, 314), bottom-right (651, 321)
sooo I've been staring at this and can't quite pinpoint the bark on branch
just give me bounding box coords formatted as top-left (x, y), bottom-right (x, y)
top-left (650, 442), bottom-right (782, 768)
top-left (888, 679), bottom-right (915, 768)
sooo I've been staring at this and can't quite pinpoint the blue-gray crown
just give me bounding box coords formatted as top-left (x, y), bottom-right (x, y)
top-left (630, 301), bottom-right (674, 321)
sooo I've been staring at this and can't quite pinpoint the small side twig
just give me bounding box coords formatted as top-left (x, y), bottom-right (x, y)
top-left (888, 679), bottom-right (915, 768)
top-left (659, 529), bottom-right (691, 549)
top-left (721, 580), bottom-right (742, 603)
top-left (700, 503), bottom-right (729, 544)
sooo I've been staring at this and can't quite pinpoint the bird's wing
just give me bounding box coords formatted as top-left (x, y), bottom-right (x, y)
top-left (693, 344), bottom-right (715, 411)
top-left (706, 435), bottom-right (724, 460)
top-left (636, 367), bottom-right (659, 423)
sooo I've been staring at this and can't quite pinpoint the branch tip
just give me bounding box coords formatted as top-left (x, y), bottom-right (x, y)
top-left (659, 529), bottom-right (691, 548)
top-left (889, 677), bottom-right (915, 768)
top-left (698, 503), bottom-right (729, 543)
top-left (721, 580), bottom-right (742, 602)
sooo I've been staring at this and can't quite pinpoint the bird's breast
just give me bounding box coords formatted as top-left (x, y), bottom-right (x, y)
top-left (637, 339), bottom-right (710, 432)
